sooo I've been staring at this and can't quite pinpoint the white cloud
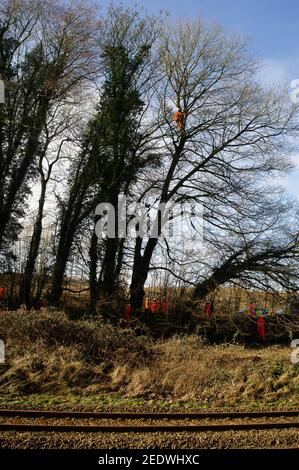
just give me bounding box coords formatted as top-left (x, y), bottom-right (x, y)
top-left (257, 58), bottom-right (292, 85)
top-left (256, 58), bottom-right (299, 200)
top-left (257, 57), bottom-right (299, 88)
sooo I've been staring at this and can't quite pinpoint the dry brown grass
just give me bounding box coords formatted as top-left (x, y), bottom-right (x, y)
top-left (126, 336), bottom-right (299, 406)
top-left (0, 309), bottom-right (298, 407)
top-left (0, 308), bottom-right (153, 394)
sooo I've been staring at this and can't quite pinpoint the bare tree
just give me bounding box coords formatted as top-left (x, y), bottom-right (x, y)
top-left (49, 6), bottom-right (163, 308)
top-left (19, 102), bottom-right (75, 306)
top-left (0, 0), bottom-right (98, 251)
top-left (129, 18), bottom-right (299, 310)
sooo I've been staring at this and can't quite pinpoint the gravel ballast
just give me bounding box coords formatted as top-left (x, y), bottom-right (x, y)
top-left (0, 429), bottom-right (298, 449)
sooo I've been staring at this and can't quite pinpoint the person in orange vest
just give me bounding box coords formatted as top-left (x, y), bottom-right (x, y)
top-left (161, 298), bottom-right (169, 314)
top-left (0, 287), bottom-right (7, 312)
top-left (204, 300), bottom-right (214, 317)
top-left (125, 304), bottom-right (132, 320)
top-left (0, 288), bottom-right (7, 300)
top-left (249, 302), bottom-right (255, 317)
top-left (257, 316), bottom-right (266, 341)
top-left (172, 108), bottom-right (187, 130)
top-left (151, 298), bottom-right (158, 315)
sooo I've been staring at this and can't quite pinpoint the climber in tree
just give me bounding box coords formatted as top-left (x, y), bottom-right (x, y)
top-left (173, 107), bottom-right (187, 130)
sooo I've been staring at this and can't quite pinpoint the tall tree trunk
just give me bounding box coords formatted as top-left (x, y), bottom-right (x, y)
top-left (101, 238), bottom-right (119, 296)
top-left (50, 233), bottom-right (74, 307)
top-left (99, 193), bottom-right (125, 299)
top-left (130, 237), bottom-right (158, 311)
top-left (114, 238), bottom-right (125, 283)
top-left (0, 104), bottom-right (49, 249)
top-left (0, 160), bottom-right (40, 248)
top-left (20, 179), bottom-right (47, 307)
top-left (50, 187), bottom-right (88, 307)
top-left (89, 231), bottom-right (98, 314)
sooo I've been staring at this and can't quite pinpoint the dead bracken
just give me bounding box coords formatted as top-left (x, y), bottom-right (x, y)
top-left (0, 309), bottom-right (298, 407)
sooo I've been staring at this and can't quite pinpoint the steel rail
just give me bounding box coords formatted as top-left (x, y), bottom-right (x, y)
top-left (0, 409), bottom-right (298, 419)
top-left (0, 422), bottom-right (298, 433)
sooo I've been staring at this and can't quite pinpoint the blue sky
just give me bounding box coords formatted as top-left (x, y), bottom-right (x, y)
top-left (99, 0), bottom-right (299, 60)
top-left (98, 0), bottom-right (299, 197)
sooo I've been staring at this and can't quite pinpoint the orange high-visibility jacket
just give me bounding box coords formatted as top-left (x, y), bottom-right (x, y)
top-left (173, 110), bottom-right (187, 129)
top-left (204, 301), bottom-right (213, 316)
top-left (173, 110), bottom-right (184, 122)
top-left (151, 299), bottom-right (158, 314)
top-left (162, 298), bottom-right (169, 313)
top-left (125, 304), bottom-right (132, 320)
top-left (249, 302), bottom-right (255, 316)
top-left (0, 288), bottom-right (7, 300)
top-left (257, 317), bottom-right (266, 339)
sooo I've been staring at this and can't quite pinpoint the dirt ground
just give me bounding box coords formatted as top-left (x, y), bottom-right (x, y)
top-left (0, 428), bottom-right (298, 449)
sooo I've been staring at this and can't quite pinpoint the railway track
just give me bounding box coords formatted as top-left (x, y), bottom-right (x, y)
top-left (0, 409), bottom-right (298, 433)
top-left (0, 409), bottom-right (298, 419)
